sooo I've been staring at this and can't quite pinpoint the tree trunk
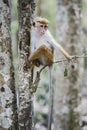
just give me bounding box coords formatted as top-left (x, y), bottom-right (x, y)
top-left (18, 0), bottom-right (35, 130)
top-left (54, 0), bottom-right (83, 130)
top-left (0, 0), bottom-right (18, 129)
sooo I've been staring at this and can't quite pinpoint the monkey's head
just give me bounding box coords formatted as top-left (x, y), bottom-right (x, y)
top-left (33, 17), bottom-right (49, 35)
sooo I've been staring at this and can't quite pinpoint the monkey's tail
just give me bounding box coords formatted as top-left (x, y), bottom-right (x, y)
top-left (48, 65), bottom-right (54, 130)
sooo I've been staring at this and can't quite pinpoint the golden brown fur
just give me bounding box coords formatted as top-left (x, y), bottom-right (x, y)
top-left (34, 17), bottom-right (49, 25)
top-left (29, 45), bottom-right (54, 65)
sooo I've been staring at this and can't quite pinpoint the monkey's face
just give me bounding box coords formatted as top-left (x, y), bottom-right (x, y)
top-left (37, 24), bottom-right (48, 35)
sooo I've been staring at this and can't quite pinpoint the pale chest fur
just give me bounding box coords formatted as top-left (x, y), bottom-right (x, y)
top-left (31, 29), bottom-right (53, 53)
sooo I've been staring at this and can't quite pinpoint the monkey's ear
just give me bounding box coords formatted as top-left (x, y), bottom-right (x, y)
top-left (33, 22), bottom-right (35, 27)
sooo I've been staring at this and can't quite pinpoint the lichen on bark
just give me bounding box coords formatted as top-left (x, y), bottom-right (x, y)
top-left (18, 0), bottom-right (35, 130)
top-left (0, 0), bottom-right (18, 129)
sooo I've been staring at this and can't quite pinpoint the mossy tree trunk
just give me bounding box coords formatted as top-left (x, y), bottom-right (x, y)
top-left (18, 0), bottom-right (35, 130)
top-left (0, 0), bottom-right (18, 129)
top-left (54, 0), bottom-right (83, 130)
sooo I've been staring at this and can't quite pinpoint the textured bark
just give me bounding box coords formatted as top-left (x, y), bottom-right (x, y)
top-left (18, 0), bottom-right (35, 130)
top-left (0, 0), bottom-right (18, 129)
top-left (54, 0), bottom-right (83, 130)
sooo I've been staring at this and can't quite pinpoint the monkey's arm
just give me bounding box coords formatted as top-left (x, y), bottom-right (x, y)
top-left (53, 42), bottom-right (71, 59)
top-left (46, 30), bottom-right (72, 60)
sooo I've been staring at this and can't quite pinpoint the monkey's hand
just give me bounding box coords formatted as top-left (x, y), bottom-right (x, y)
top-left (66, 55), bottom-right (75, 62)
top-left (70, 55), bottom-right (79, 61)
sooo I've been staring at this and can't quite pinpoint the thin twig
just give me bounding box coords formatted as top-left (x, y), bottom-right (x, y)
top-left (53, 55), bottom-right (87, 64)
top-left (39, 65), bottom-right (48, 73)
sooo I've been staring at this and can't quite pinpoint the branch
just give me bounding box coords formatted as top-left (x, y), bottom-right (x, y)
top-left (30, 54), bottom-right (87, 94)
top-left (54, 54), bottom-right (87, 64)
top-left (29, 65), bottom-right (48, 94)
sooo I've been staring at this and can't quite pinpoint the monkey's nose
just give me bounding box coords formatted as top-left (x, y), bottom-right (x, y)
top-left (42, 29), bottom-right (45, 34)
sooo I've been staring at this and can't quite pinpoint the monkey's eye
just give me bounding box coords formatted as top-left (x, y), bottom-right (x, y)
top-left (40, 25), bottom-right (48, 29)
top-left (44, 25), bottom-right (48, 29)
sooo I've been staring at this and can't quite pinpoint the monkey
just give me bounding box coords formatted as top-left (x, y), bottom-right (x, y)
top-left (29, 17), bottom-right (72, 130)
top-left (29, 17), bottom-right (72, 63)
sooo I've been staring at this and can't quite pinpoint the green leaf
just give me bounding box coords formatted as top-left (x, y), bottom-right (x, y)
top-left (64, 68), bottom-right (68, 77)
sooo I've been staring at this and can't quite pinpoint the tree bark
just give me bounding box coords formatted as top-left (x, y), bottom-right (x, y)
top-left (54, 0), bottom-right (83, 130)
top-left (0, 0), bottom-right (18, 129)
top-left (18, 0), bottom-right (35, 130)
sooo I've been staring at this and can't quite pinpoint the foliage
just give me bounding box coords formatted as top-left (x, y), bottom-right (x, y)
top-left (64, 68), bottom-right (68, 77)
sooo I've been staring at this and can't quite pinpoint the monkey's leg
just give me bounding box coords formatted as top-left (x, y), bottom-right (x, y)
top-left (42, 46), bottom-right (54, 64)
top-left (29, 45), bottom-right (45, 61)
top-left (29, 45), bottom-right (54, 64)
